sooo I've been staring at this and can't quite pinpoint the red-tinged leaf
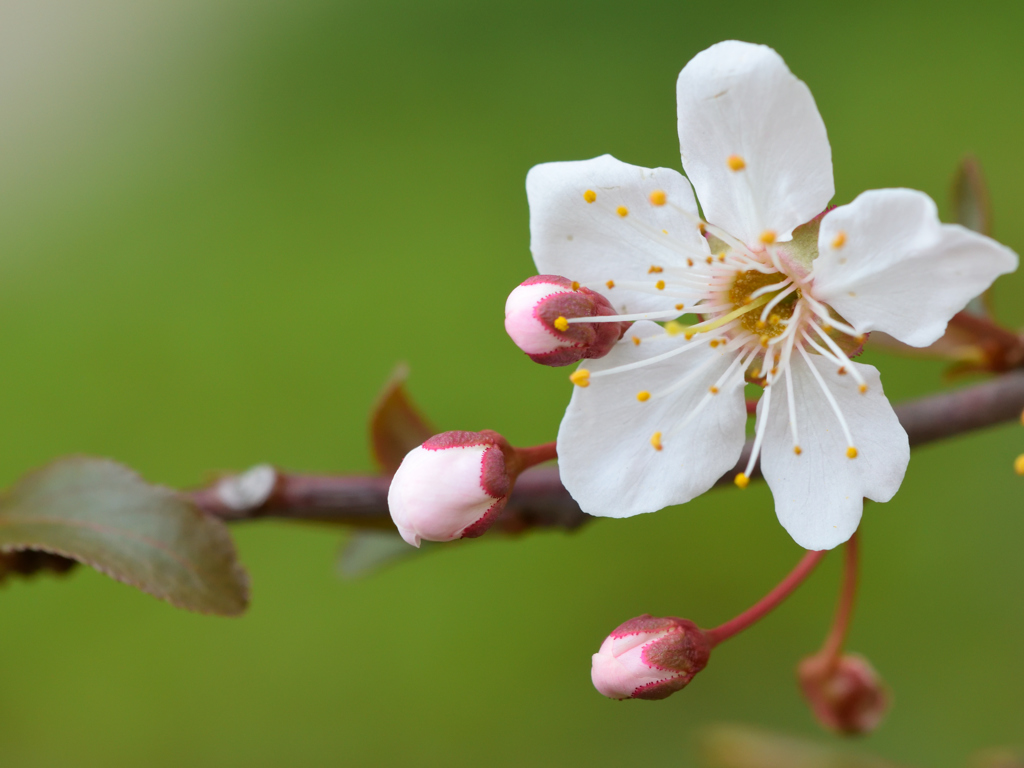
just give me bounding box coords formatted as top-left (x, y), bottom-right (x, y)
top-left (952, 155), bottom-right (992, 237)
top-left (0, 550), bottom-right (77, 582)
top-left (951, 155), bottom-right (995, 318)
top-left (368, 363), bottom-right (436, 473)
top-left (0, 457), bottom-right (249, 616)
top-left (700, 724), bottom-right (902, 768)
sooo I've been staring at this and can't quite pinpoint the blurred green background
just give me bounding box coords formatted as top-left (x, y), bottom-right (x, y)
top-left (0, 0), bottom-right (1021, 765)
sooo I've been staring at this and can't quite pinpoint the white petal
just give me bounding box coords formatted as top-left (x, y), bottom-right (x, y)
top-left (557, 321), bottom-right (747, 518)
top-left (759, 355), bottom-right (908, 550)
top-left (527, 155), bottom-right (710, 315)
top-left (676, 41), bottom-right (833, 247)
top-left (813, 188), bottom-right (1018, 347)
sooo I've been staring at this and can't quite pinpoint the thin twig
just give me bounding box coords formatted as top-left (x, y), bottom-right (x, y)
top-left (189, 370), bottom-right (1024, 530)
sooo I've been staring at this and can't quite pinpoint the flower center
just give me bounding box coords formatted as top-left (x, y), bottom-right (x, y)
top-left (728, 270), bottom-right (799, 338)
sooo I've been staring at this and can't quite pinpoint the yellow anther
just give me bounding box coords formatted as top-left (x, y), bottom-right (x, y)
top-left (661, 229), bottom-right (668, 234)
top-left (709, 385), bottom-right (719, 395)
top-left (698, 223), bottom-right (707, 234)
top-left (832, 230), bottom-right (847, 249)
top-left (770, 367), bottom-right (778, 376)
top-left (760, 336), bottom-right (770, 348)
top-left (571, 281), bottom-right (580, 291)
top-left (821, 324), bottom-right (833, 332)
top-left (727, 155), bottom-right (746, 171)
top-left (717, 253), bottom-right (726, 263)
top-left (648, 265), bottom-right (664, 274)
top-left (632, 336), bottom-right (641, 346)
top-left (569, 369), bottom-right (590, 387)
top-left (649, 190), bottom-right (667, 206)
top-left (684, 331), bottom-right (696, 340)
top-left (665, 321), bottom-right (684, 336)
top-left (686, 258), bottom-right (694, 267)
top-left (675, 303), bottom-right (685, 310)
top-left (846, 446), bottom-right (859, 459)
top-left (1020, 407), bottom-right (1024, 426)
top-left (1015, 454), bottom-right (1024, 475)
top-left (859, 383), bottom-right (868, 394)
top-left (709, 339), bottom-right (719, 348)
top-left (650, 432), bottom-right (663, 451)
top-left (855, 334), bottom-right (866, 344)
top-left (655, 280), bottom-right (666, 290)
top-left (606, 280), bottom-right (616, 289)
top-left (734, 472), bottom-right (749, 489)
top-left (751, 368), bottom-right (761, 379)
top-left (554, 316), bottom-right (570, 332)
top-left (759, 230), bottom-right (777, 245)
top-left (793, 445), bottom-right (803, 456)
top-left (584, 189), bottom-right (597, 203)
top-left (768, 314), bottom-right (780, 325)
top-left (616, 206), bottom-right (629, 217)
top-left (705, 256), bottom-right (713, 264)
top-left (837, 366), bottom-right (847, 376)
top-left (637, 391), bottom-right (651, 402)
top-left (756, 319), bottom-right (766, 329)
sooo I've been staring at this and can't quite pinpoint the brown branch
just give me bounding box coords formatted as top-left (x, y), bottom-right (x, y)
top-left (189, 370), bottom-right (1024, 531)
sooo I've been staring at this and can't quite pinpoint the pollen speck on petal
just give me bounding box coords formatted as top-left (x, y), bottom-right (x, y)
top-left (583, 189), bottom-right (597, 203)
top-left (727, 154), bottom-right (746, 171)
top-left (649, 190), bottom-right (667, 206)
top-left (637, 391), bottom-right (650, 402)
top-left (616, 206), bottom-right (629, 217)
top-left (759, 230), bottom-right (777, 245)
top-left (570, 369), bottom-right (590, 387)
top-left (650, 432), bottom-right (663, 451)
top-left (655, 280), bottom-right (666, 290)
top-left (606, 280), bottom-right (615, 289)
top-left (831, 230), bottom-right (846, 248)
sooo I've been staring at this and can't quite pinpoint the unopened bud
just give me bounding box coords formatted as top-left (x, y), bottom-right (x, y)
top-left (387, 430), bottom-right (513, 547)
top-left (591, 614), bottom-right (711, 700)
top-left (797, 653), bottom-right (890, 735)
top-left (504, 275), bottom-right (628, 367)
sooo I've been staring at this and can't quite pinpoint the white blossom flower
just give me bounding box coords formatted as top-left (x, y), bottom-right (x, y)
top-left (525, 40), bottom-right (1018, 549)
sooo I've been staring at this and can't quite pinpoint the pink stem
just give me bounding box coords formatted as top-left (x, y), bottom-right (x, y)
top-left (705, 549), bottom-right (827, 647)
top-left (815, 531), bottom-right (859, 668)
top-left (514, 441), bottom-right (557, 471)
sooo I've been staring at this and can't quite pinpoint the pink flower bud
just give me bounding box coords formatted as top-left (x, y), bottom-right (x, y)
top-left (591, 614), bottom-right (711, 700)
top-left (504, 275), bottom-right (628, 367)
top-left (797, 654), bottom-right (890, 735)
top-left (387, 430), bottom-right (513, 547)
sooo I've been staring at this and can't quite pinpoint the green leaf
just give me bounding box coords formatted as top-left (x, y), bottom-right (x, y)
top-left (0, 457), bottom-right (249, 616)
top-left (337, 529), bottom-right (435, 579)
top-left (368, 363), bottom-right (436, 473)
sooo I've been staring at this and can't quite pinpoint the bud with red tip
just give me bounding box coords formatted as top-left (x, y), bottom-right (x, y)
top-left (504, 275), bottom-right (628, 367)
top-left (591, 614), bottom-right (712, 700)
top-left (387, 430), bottom-right (514, 547)
top-left (797, 653), bottom-right (890, 735)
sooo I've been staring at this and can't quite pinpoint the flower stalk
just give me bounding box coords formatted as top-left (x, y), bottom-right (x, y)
top-left (704, 549), bottom-right (826, 647)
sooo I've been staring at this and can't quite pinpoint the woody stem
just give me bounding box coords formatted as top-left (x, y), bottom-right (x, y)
top-left (704, 549), bottom-right (827, 647)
